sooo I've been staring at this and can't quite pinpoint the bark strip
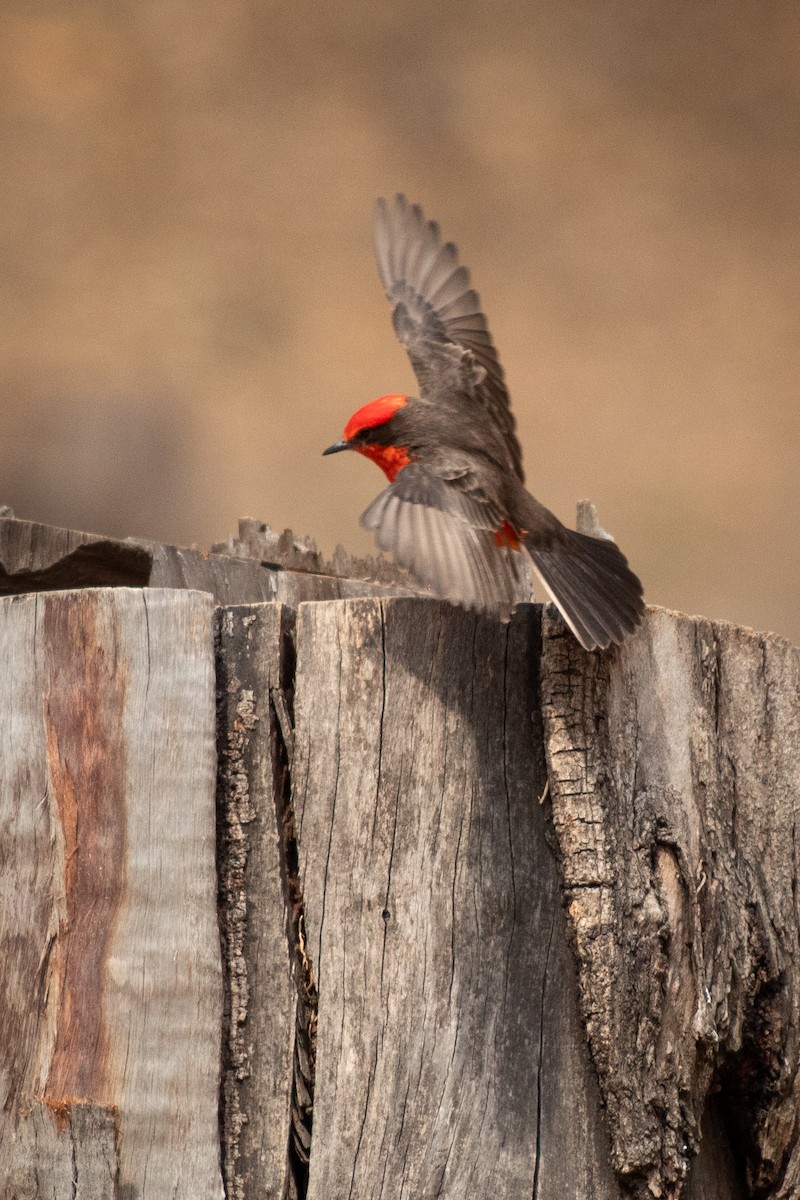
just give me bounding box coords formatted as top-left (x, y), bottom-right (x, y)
top-left (216, 603), bottom-right (318, 1200)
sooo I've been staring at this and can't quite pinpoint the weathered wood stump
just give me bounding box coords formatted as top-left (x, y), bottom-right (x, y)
top-left (290, 598), bottom-right (616, 1198)
top-left (0, 513), bottom-right (797, 1199)
top-left (541, 608), bottom-right (800, 1199)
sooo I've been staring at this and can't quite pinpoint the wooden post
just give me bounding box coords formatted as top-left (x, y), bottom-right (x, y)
top-left (0, 514), bottom-right (798, 1199)
top-left (541, 608), bottom-right (800, 1198)
top-left (0, 588), bottom-right (223, 1199)
top-left (290, 598), bottom-right (617, 1198)
top-left (216, 604), bottom-right (297, 1200)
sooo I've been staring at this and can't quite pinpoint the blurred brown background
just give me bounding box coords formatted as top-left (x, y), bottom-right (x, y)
top-left (1, 1), bottom-right (797, 641)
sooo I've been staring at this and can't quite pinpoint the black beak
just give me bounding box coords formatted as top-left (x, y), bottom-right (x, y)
top-left (322, 439), bottom-right (351, 456)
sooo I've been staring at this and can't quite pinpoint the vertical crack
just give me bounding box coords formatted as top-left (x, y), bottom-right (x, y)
top-left (69, 1109), bottom-right (78, 1200)
top-left (214, 613), bottom-right (244, 1200)
top-left (531, 906), bottom-right (556, 1200)
top-left (272, 612), bottom-right (318, 1200)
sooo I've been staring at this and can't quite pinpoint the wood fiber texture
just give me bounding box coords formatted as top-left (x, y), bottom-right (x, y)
top-left (0, 588), bottom-right (223, 1199)
top-left (0, 513), bottom-right (416, 606)
top-left (291, 597), bottom-right (619, 1200)
top-left (541, 605), bottom-right (800, 1199)
top-left (0, 515), bottom-right (151, 592)
top-left (2, 509), bottom-right (799, 1200)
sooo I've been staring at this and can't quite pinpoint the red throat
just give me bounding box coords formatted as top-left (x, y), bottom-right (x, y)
top-left (358, 443), bottom-right (411, 481)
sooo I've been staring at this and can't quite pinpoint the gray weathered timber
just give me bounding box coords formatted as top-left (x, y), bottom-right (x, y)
top-left (292, 597), bottom-right (620, 1200)
top-left (2, 510), bottom-right (798, 1199)
top-left (216, 604), bottom-right (296, 1200)
top-left (0, 511), bottom-right (416, 604)
top-left (6, 1102), bottom-right (120, 1199)
top-left (212, 517), bottom-right (419, 587)
top-left (145, 535), bottom-right (410, 605)
top-left (540, 605), bottom-right (800, 1199)
top-left (0, 588), bottom-right (223, 1199)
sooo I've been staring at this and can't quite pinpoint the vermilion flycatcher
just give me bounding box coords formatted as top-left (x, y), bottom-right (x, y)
top-left (324, 195), bottom-right (644, 650)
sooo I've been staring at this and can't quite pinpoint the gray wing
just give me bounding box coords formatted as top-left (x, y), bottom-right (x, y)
top-left (373, 194), bottom-right (524, 482)
top-left (360, 463), bottom-right (526, 619)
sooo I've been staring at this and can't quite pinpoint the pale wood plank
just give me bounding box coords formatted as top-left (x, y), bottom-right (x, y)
top-left (5, 1101), bottom-right (120, 1199)
top-left (0, 588), bottom-right (223, 1198)
top-left (292, 597), bottom-right (620, 1199)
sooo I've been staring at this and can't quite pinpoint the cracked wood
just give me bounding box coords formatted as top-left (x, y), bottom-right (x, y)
top-left (291, 597), bottom-right (619, 1199)
top-left (216, 604), bottom-right (297, 1200)
top-left (541, 605), bottom-right (800, 1199)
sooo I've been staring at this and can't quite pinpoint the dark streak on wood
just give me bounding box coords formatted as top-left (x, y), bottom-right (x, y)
top-left (0, 517), bottom-right (152, 593)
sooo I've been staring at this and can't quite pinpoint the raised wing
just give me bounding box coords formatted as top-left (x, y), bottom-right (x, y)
top-left (360, 463), bottom-right (526, 619)
top-left (373, 194), bottom-right (524, 481)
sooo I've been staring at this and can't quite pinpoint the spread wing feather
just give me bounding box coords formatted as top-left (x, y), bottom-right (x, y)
top-left (361, 464), bottom-right (525, 618)
top-left (374, 194), bottom-right (524, 481)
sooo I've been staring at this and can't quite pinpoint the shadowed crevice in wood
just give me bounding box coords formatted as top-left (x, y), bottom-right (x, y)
top-left (274, 615), bottom-right (320, 1200)
top-left (216, 603), bottom-right (316, 1200)
top-left (0, 517), bottom-right (153, 594)
top-left (531, 906), bottom-right (556, 1200)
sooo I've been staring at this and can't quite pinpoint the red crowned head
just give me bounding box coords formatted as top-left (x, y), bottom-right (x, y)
top-left (343, 394), bottom-right (408, 441)
top-left (323, 394), bottom-right (411, 481)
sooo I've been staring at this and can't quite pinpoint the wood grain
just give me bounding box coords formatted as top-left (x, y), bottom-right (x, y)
top-left (541, 605), bottom-right (800, 1198)
top-left (6, 1100), bottom-right (120, 1199)
top-left (0, 514), bottom-right (151, 592)
top-left (0, 513), bottom-right (418, 607)
top-left (0, 588), bottom-right (223, 1199)
top-left (292, 597), bottom-right (620, 1199)
top-left (2, 512), bottom-right (798, 1199)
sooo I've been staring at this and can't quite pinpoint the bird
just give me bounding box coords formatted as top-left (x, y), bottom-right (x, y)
top-left (323, 194), bottom-right (644, 650)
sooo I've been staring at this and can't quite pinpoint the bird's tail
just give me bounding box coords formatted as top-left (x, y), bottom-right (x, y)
top-left (525, 529), bottom-right (645, 650)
